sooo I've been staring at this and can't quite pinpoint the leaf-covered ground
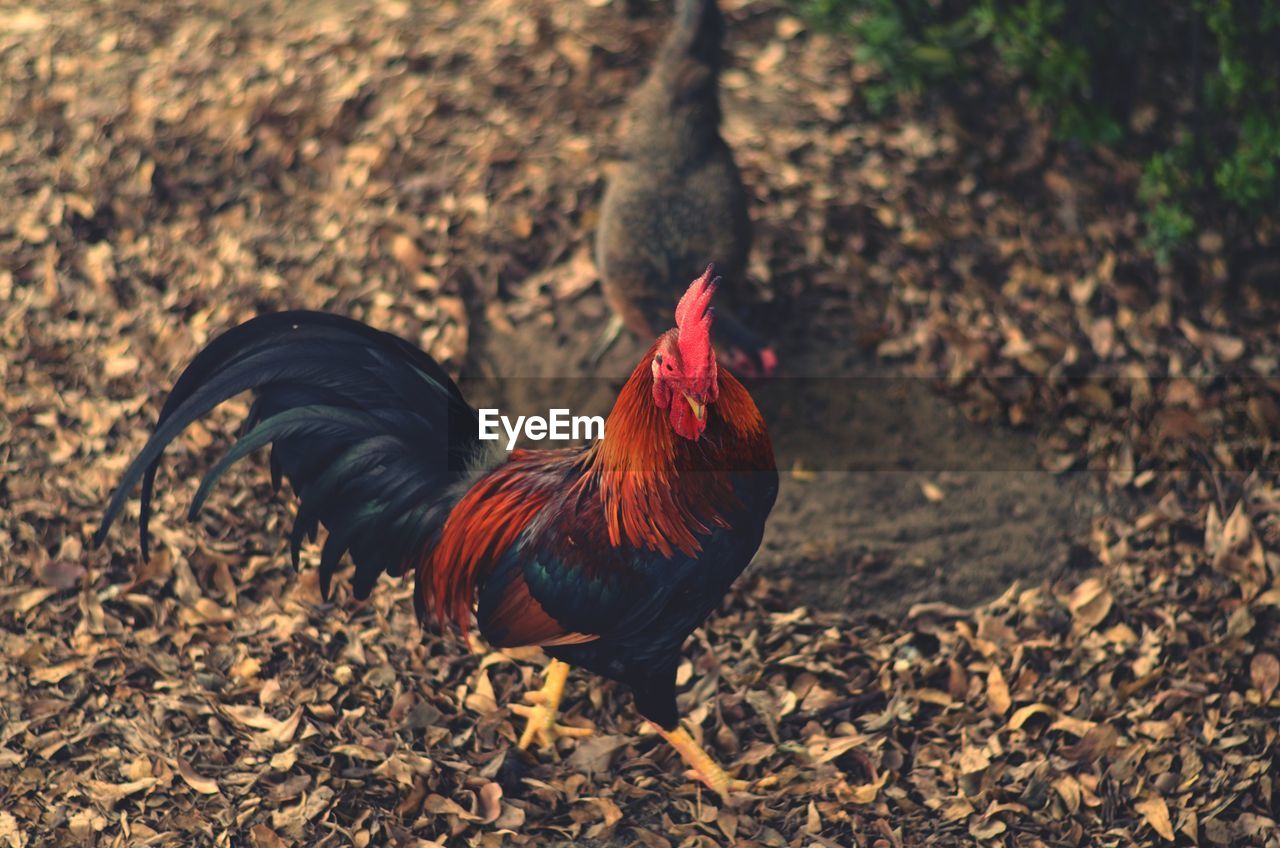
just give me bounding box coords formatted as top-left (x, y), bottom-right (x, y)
top-left (3, 1), bottom-right (1280, 845)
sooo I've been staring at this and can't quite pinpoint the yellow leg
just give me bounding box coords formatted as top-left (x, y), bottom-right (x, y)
top-left (510, 659), bottom-right (592, 750)
top-left (586, 314), bottom-right (625, 368)
top-left (651, 722), bottom-right (749, 802)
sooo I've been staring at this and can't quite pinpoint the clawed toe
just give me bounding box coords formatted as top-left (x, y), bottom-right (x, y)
top-left (511, 659), bottom-right (591, 751)
top-left (682, 768), bottom-right (751, 804)
top-left (511, 702), bottom-right (593, 750)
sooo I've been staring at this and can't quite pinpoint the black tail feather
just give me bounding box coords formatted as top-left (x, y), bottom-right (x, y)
top-left (95, 311), bottom-right (485, 606)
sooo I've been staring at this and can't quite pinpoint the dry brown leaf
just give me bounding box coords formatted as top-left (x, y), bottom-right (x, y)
top-left (1007, 703), bottom-right (1056, 730)
top-left (1063, 724), bottom-right (1118, 763)
top-left (249, 824), bottom-right (289, 848)
top-left (941, 798), bottom-right (974, 822)
top-left (465, 668), bottom-right (498, 715)
top-left (1066, 578), bottom-right (1113, 631)
top-left (1251, 653), bottom-right (1279, 700)
top-left (848, 770), bottom-right (889, 804)
top-left (958, 746), bottom-right (991, 775)
top-left (968, 816), bottom-right (1006, 839)
top-left (717, 810), bottom-right (738, 843)
top-left (0, 812), bottom-right (23, 848)
top-left (423, 794), bottom-right (473, 820)
top-left (1135, 796), bottom-right (1174, 841)
top-left (35, 559), bottom-right (85, 590)
top-left (986, 664), bottom-right (1011, 715)
top-left (1209, 501), bottom-right (1268, 597)
top-left (1054, 775), bottom-right (1082, 814)
top-left (1050, 715), bottom-right (1097, 737)
top-left (553, 249), bottom-right (598, 300)
top-left (805, 799), bottom-right (821, 834)
top-left (389, 233), bottom-right (428, 273)
top-left (808, 734), bottom-right (866, 764)
top-left (177, 760), bottom-right (220, 795)
top-left (85, 777), bottom-right (157, 806)
top-left (567, 734), bottom-right (628, 775)
top-left (331, 744), bottom-right (384, 761)
top-left (30, 661), bottom-right (80, 685)
top-left (13, 587), bottom-right (59, 614)
top-left (474, 781), bottom-right (503, 825)
top-left (230, 656), bottom-right (262, 683)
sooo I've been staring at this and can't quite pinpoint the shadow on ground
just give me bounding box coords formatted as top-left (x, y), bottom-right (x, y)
top-left (465, 276), bottom-right (1102, 618)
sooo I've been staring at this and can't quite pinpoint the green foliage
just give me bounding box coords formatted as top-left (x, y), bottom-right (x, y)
top-left (977, 1), bottom-right (1125, 144)
top-left (797, 0), bottom-right (1280, 252)
top-left (803, 0), bottom-right (987, 111)
top-left (1140, 143), bottom-right (1198, 259)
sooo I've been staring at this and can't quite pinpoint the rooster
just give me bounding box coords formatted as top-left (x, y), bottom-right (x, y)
top-left (95, 267), bottom-right (777, 799)
top-left (593, 0), bottom-right (777, 377)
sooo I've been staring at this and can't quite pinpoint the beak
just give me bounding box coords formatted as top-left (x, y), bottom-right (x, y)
top-left (684, 394), bottom-right (706, 422)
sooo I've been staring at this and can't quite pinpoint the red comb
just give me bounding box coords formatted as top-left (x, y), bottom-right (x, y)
top-left (675, 264), bottom-right (718, 380)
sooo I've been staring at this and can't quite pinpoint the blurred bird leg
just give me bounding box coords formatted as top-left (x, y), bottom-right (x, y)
top-left (586, 314), bottom-right (626, 368)
top-left (651, 722), bottom-right (749, 801)
top-left (725, 345), bottom-right (778, 378)
top-left (512, 658), bottom-right (592, 750)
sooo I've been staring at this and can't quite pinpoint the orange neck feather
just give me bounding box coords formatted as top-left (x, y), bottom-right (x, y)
top-left (580, 344), bottom-right (773, 557)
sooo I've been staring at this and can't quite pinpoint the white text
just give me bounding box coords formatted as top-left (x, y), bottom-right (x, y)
top-left (478, 408), bottom-right (605, 451)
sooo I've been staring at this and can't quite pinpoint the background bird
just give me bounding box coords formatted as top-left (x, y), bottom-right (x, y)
top-left (594, 0), bottom-right (776, 377)
top-left (95, 267), bottom-right (777, 799)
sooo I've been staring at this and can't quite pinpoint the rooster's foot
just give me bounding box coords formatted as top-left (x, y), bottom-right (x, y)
top-left (652, 722), bottom-right (750, 803)
top-left (512, 659), bottom-right (592, 751)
